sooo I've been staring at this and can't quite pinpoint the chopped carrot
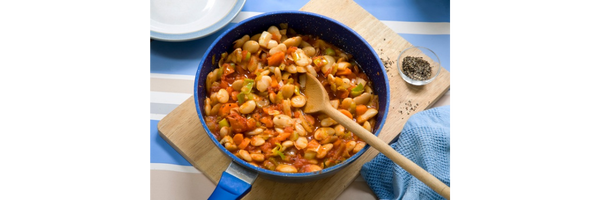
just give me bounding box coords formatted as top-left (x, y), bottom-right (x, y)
top-left (218, 103), bottom-right (238, 116)
top-left (273, 131), bottom-right (291, 143)
top-left (233, 134), bottom-right (244, 145)
top-left (338, 109), bottom-right (353, 119)
top-left (267, 52), bottom-right (285, 66)
top-left (333, 139), bottom-right (342, 148)
top-left (356, 105), bottom-right (367, 117)
top-left (238, 138), bottom-right (251, 150)
top-left (335, 68), bottom-right (352, 76)
top-left (270, 76), bottom-right (278, 87)
top-left (286, 46), bottom-right (298, 55)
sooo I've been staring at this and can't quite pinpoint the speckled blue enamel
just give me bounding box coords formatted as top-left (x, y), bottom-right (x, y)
top-left (194, 11), bottom-right (390, 182)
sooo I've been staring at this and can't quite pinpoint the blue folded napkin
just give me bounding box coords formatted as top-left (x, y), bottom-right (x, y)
top-left (361, 105), bottom-right (450, 200)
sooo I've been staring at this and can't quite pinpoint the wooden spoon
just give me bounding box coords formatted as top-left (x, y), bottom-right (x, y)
top-left (303, 74), bottom-right (450, 199)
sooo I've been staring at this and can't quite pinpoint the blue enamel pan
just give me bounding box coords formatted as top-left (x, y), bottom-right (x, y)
top-left (193, 11), bottom-right (390, 200)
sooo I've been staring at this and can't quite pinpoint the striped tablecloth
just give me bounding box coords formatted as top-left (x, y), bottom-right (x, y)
top-left (150, 0), bottom-right (450, 199)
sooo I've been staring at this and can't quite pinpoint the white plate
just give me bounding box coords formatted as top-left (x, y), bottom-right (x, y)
top-left (151, 0), bottom-right (246, 41)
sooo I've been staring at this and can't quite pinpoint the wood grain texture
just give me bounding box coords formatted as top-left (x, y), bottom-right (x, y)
top-left (157, 0), bottom-right (450, 199)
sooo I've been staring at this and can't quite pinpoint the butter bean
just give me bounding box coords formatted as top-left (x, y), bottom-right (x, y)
top-left (357, 108), bottom-right (378, 123)
top-left (294, 136), bottom-right (308, 149)
top-left (256, 76), bottom-right (271, 92)
top-left (353, 93), bottom-right (372, 105)
top-left (258, 31), bottom-right (272, 48)
top-left (217, 89), bottom-right (229, 103)
top-left (238, 150), bottom-right (252, 162)
top-left (316, 143), bottom-right (334, 159)
top-left (250, 153), bottom-right (265, 162)
top-left (245, 128), bottom-right (264, 136)
top-left (250, 136), bottom-right (265, 146)
top-left (320, 118), bottom-right (338, 127)
top-left (291, 95), bottom-right (306, 108)
top-left (353, 141), bottom-right (366, 153)
top-left (232, 80), bottom-right (244, 91)
top-left (273, 115), bottom-right (293, 128)
top-left (242, 40), bottom-right (259, 54)
top-left (239, 100), bottom-right (256, 114)
top-left (276, 164), bottom-right (298, 173)
top-left (281, 84), bottom-right (295, 99)
top-left (303, 164), bottom-right (322, 173)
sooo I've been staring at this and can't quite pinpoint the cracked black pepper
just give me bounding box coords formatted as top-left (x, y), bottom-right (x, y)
top-left (402, 56), bottom-right (431, 81)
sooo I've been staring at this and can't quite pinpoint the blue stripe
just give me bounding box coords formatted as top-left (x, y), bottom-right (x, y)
top-left (354, 0), bottom-right (450, 22)
top-left (151, 120), bottom-right (192, 166)
top-left (241, 0), bottom-right (309, 12)
top-left (241, 0), bottom-right (449, 22)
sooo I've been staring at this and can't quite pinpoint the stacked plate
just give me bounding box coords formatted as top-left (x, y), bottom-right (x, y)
top-left (150, 0), bottom-right (246, 41)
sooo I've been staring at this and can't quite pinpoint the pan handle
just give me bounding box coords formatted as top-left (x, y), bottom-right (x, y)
top-left (208, 162), bottom-right (258, 200)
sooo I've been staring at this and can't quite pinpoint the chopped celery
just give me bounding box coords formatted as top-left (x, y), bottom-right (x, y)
top-left (350, 83), bottom-right (364, 97)
top-left (217, 66), bottom-right (223, 78)
top-left (294, 86), bottom-right (301, 96)
top-left (237, 93), bottom-right (246, 104)
top-left (271, 143), bottom-right (286, 159)
top-left (325, 48), bottom-right (335, 56)
top-left (218, 118), bottom-right (229, 128)
top-left (241, 79), bottom-right (254, 94)
top-left (276, 91), bottom-right (284, 103)
top-left (290, 131), bottom-right (299, 141)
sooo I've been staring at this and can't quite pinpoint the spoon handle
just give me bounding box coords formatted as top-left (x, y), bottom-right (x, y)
top-left (323, 106), bottom-right (450, 199)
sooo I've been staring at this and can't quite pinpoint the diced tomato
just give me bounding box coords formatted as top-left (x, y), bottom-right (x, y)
top-left (246, 118), bottom-right (256, 131)
top-left (223, 64), bottom-right (235, 76)
top-left (260, 116), bottom-right (274, 128)
top-left (293, 155), bottom-right (307, 169)
top-left (226, 111), bottom-right (248, 133)
top-left (261, 140), bottom-right (274, 156)
top-left (335, 89), bottom-right (349, 99)
top-left (220, 79), bottom-right (228, 89)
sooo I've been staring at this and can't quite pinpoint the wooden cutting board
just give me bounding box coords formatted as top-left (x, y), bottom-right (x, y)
top-left (157, 0), bottom-right (450, 199)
